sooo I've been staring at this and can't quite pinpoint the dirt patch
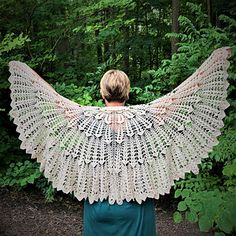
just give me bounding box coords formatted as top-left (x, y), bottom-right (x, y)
top-left (0, 187), bottom-right (212, 236)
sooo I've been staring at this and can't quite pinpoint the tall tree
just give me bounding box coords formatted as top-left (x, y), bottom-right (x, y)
top-left (95, 30), bottom-right (103, 64)
top-left (171, 0), bottom-right (180, 54)
top-left (123, 26), bottom-right (130, 74)
top-left (207, 0), bottom-right (212, 25)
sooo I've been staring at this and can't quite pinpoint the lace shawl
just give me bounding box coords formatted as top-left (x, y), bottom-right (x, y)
top-left (8, 47), bottom-right (231, 204)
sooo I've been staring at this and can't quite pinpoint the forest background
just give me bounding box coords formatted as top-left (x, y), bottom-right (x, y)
top-left (0, 0), bottom-right (236, 235)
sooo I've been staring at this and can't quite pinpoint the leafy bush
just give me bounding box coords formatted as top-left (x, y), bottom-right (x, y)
top-left (173, 164), bottom-right (236, 234)
top-left (53, 82), bottom-right (104, 106)
top-left (0, 160), bottom-right (41, 187)
top-left (0, 160), bottom-right (56, 202)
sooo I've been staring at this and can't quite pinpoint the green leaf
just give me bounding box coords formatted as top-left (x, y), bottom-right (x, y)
top-left (9, 163), bottom-right (15, 168)
top-left (217, 210), bottom-right (233, 234)
top-left (27, 178), bottom-right (34, 184)
top-left (34, 171), bottom-right (42, 178)
top-left (223, 163), bottom-right (236, 177)
top-left (185, 197), bottom-right (192, 206)
top-left (177, 201), bottom-right (187, 211)
top-left (19, 179), bottom-right (27, 187)
top-left (173, 211), bottom-right (183, 224)
top-left (186, 210), bottom-right (198, 223)
top-left (175, 189), bottom-right (182, 198)
top-left (9, 179), bottom-right (16, 186)
top-left (16, 162), bottom-right (23, 167)
top-left (182, 189), bottom-right (190, 197)
top-left (199, 215), bottom-right (213, 232)
top-left (191, 202), bottom-right (202, 212)
top-left (24, 160), bottom-right (31, 165)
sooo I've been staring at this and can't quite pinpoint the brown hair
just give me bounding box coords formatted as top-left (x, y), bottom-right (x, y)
top-left (100, 69), bottom-right (130, 102)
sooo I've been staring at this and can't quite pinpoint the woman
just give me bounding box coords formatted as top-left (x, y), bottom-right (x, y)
top-left (83, 69), bottom-right (157, 236)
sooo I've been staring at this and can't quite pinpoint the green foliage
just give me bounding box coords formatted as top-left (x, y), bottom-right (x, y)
top-left (209, 129), bottom-right (236, 163)
top-left (0, 32), bottom-right (30, 90)
top-left (53, 82), bottom-right (104, 106)
top-left (129, 85), bottom-right (158, 104)
top-left (0, 33), bottom-right (30, 56)
top-left (0, 128), bottom-right (25, 168)
top-left (149, 2), bottom-right (236, 97)
top-left (173, 211), bottom-right (182, 224)
top-left (0, 160), bottom-right (56, 202)
top-left (173, 189), bottom-right (236, 234)
top-left (223, 162), bottom-right (236, 177)
top-left (0, 160), bottom-right (41, 187)
top-left (35, 177), bottom-right (56, 202)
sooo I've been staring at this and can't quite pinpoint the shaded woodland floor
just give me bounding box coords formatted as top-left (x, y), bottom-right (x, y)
top-left (0, 187), bottom-right (213, 236)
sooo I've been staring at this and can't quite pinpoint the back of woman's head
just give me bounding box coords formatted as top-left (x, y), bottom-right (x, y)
top-left (100, 70), bottom-right (130, 103)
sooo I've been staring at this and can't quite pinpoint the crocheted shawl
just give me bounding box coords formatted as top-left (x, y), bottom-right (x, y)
top-left (8, 47), bottom-right (231, 204)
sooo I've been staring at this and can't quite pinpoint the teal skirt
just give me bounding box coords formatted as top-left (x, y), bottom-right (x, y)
top-left (83, 198), bottom-right (157, 236)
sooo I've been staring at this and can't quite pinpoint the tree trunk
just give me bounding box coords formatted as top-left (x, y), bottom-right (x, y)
top-left (207, 0), bottom-right (212, 25)
top-left (103, 8), bottom-right (110, 62)
top-left (95, 30), bottom-right (103, 64)
top-left (123, 26), bottom-right (130, 74)
top-left (104, 41), bottom-right (110, 61)
top-left (171, 0), bottom-right (180, 55)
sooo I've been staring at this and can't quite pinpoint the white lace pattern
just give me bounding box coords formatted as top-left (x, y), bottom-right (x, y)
top-left (8, 47), bottom-right (231, 204)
